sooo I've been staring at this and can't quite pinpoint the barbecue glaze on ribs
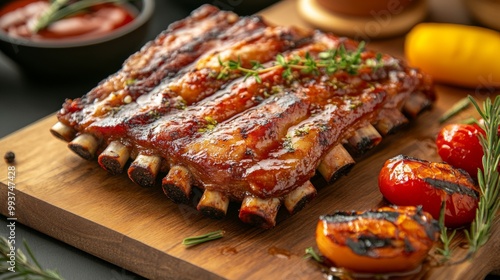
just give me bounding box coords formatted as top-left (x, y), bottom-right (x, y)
top-left (51, 5), bottom-right (435, 228)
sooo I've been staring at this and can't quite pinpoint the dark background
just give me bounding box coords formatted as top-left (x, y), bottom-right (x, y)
top-left (0, 1), bottom-right (277, 279)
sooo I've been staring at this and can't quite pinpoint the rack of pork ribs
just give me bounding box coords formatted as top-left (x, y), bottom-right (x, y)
top-left (50, 5), bottom-right (435, 229)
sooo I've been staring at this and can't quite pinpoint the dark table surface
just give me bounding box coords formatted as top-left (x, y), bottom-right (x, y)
top-left (0, 1), bottom-right (276, 279)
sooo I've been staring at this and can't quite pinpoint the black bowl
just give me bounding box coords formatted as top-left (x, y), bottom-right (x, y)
top-left (0, 0), bottom-right (154, 80)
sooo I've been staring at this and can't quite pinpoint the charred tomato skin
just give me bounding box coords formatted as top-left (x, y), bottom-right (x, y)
top-left (316, 206), bottom-right (439, 274)
top-left (378, 154), bottom-right (479, 228)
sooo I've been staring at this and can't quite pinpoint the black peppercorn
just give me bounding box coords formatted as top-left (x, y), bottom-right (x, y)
top-left (4, 151), bottom-right (15, 163)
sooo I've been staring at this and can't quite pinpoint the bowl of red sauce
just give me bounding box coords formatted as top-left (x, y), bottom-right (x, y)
top-left (0, 0), bottom-right (154, 79)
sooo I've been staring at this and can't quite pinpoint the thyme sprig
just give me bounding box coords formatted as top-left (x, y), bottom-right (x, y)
top-left (217, 41), bottom-right (381, 83)
top-left (32, 0), bottom-right (128, 33)
top-left (465, 95), bottom-right (500, 255)
top-left (181, 230), bottom-right (224, 247)
top-left (0, 237), bottom-right (64, 279)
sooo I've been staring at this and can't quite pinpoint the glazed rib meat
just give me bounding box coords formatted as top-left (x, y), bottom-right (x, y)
top-left (51, 5), bottom-right (435, 228)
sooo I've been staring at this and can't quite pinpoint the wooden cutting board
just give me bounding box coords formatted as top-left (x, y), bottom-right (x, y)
top-left (1, 1), bottom-right (499, 279)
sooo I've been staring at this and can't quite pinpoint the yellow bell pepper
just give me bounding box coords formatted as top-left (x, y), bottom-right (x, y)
top-left (405, 23), bottom-right (500, 88)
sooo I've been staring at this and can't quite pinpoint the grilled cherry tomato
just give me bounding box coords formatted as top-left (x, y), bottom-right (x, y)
top-left (316, 205), bottom-right (439, 274)
top-left (436, 123), bottom-right (500, 178)
top-left (378, 155), bottom-right (479, 228)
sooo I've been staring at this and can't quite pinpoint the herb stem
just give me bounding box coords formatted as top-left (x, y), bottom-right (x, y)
top-left (439, 97), bottom-right (471, 123)
top-left (32, 0), bottom-right (68, 33)
top-left (436, 201), bottom-right (456, 261)
top-left (0, 237), bottom-right (64, 279)
top-left (32, 0), bottom-right (128, 33)
top-left (466, 95), bottom-right (500, 255)
top-left (182, 230), bottom-right (224, 247)
top-left (218, 41), bottom-right (381, 83)
top-left (304, 247), bottom-right (322, 263)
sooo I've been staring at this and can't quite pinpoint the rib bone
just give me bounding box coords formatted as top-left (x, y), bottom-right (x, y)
top-left (317, 144), bottom-right (356, 182)
top-left (197, 190), bottom-right (230, 219)
top-left (68, 134), bottom-right (99, 160)
top-left (239, 196), bottom-right (281, 229)
top-left (403, 91), bottom-right (432, 118)
top-left (375, 109), bottom-right (409, 136)
top-left (345, 124), bottom-right (382, 155)
top-left (50, 122), bottom-right (76, 142)
top-left (162, 165), bottom-right (192, 203)
top-left (98, 141), bottom-right (130, 174)
top-left (283, 181), bottom-right (316, 215)
top-left (128, 154), bottom-right (161, 187)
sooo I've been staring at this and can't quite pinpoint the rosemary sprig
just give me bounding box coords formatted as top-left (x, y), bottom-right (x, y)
top-left (32, 0), bottom-right (67, 33)
top-left (435, 201), bottom-right (456, 261)
top-left (32, 0), bottom-right (128, 33)
top-left (181, 230), bottom-right (224, 247)
top-left (465, 95), bottom-right (500, 255)
top-left (0, 237), bottom-right (64, 279)
top-left (218, 41), bottom-right (381, 83)
top-left (439, 97), bottom-right (471, 123)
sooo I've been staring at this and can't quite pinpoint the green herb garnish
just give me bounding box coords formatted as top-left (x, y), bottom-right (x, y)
top-left (294, 126), bottom-right (310, 137)
top-left (217, 41), bottom-right (382, 83)
top-left (0, 237), bottom-right (64, 279)
top-left (439, 97), bottom-right (471, 123)
top-left (32, 0), bottom-right (128, 33)
top-left (435, 201), bottom-right (456, 261)
top-left (182, 230), bottom-right (224, 247)
top-left (304, 247), bottom-right (322, 262)
top-left (465, 95), bottom-right (500, 256)
top-left (198, 116), bottom-right (218, 133)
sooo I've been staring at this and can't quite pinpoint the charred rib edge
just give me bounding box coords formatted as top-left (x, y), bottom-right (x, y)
top-left (128, 154), bottom-right (161, 187)
top-left (68, 134), bottom-right (99, 160)
top-left (98, 141), bottom-right (130, 174)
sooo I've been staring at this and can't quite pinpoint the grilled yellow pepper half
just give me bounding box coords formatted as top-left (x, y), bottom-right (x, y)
top-left (405, 23), bottom-right (500, 88)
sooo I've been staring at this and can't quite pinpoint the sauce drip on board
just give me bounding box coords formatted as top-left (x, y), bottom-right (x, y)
top-left (0, 0), bottom-right (136, 41)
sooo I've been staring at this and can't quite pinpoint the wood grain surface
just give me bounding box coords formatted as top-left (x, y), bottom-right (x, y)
top-left (1, 1), bottom-right (499, 279)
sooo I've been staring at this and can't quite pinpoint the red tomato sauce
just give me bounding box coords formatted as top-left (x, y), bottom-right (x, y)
top-left (0, 0), bottom-right (136, 41)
